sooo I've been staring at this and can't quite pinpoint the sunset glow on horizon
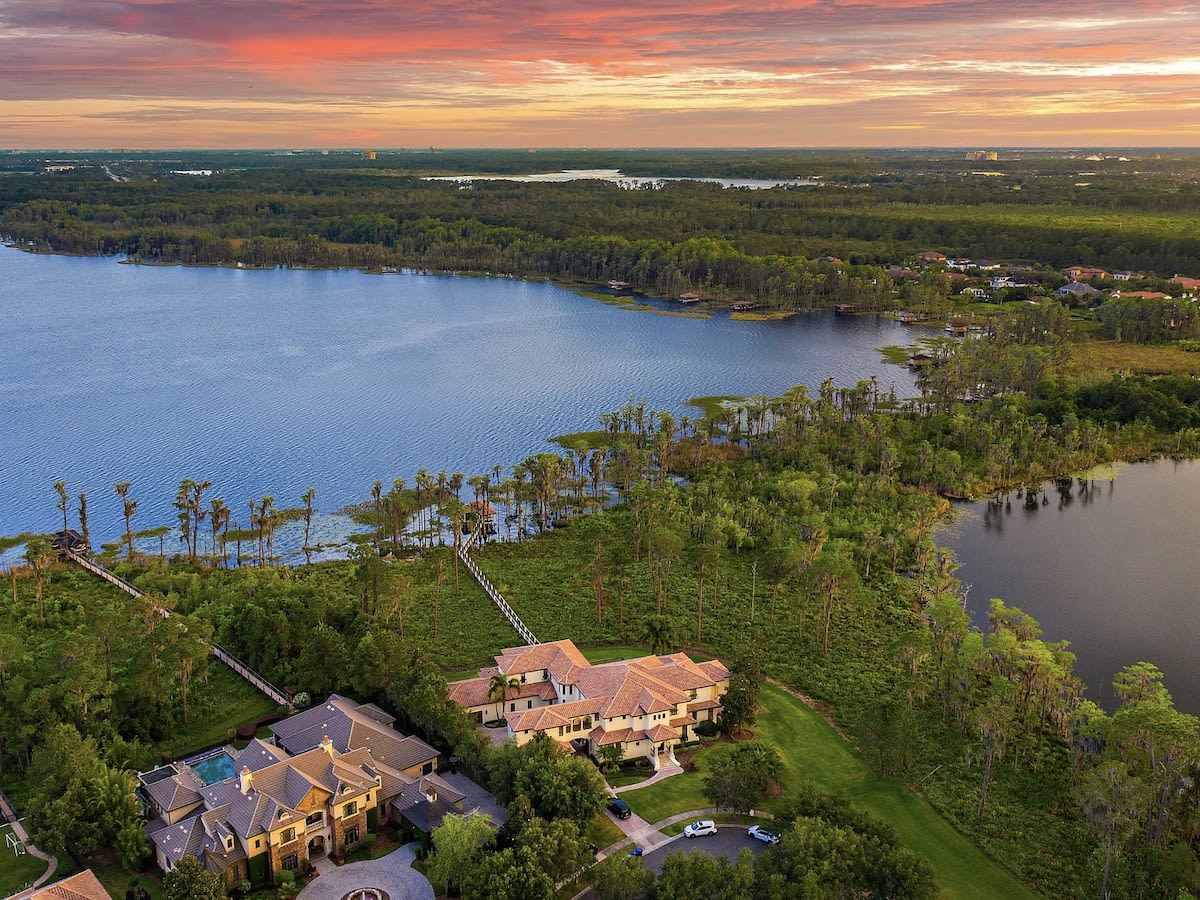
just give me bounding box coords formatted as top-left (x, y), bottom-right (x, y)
top-left (3, 0), bottom-right (1199, 149)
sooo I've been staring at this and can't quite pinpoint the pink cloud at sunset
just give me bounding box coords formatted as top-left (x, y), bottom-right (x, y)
top-left (1, 0), bottom-right (1197, 147)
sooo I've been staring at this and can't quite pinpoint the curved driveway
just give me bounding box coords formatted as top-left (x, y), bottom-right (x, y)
top-left (298, 845), bottom-right (433, 900)
top-left (639, 826), bottom-right (768, 875)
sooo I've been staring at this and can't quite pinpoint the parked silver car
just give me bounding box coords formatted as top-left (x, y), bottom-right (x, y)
top-left (747, 825), bottom-right (781, 845)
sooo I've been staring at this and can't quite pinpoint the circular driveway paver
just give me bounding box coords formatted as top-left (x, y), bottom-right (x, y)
top-left (298, 845), bottom-right (433, 900)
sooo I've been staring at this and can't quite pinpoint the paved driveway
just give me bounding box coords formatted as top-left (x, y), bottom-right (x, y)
top-left (579, 826), bottom-right (769, 897)
top-left (638, 826), bottom-right (768, 875)
top-left (298, 844), bottom-right (433, 900)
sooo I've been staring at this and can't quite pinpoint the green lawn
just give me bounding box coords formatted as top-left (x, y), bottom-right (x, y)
top-left (620, 683), bottom-right (1037, 900)
top-left (580, 646), bottom-right (648, 664)
top-left (166, 662), bottom-right (283, 758)
top-left (88, 854), bottom-right (164, 900)
top-left (605, 765), bottom-right (656, 789)
top-left (0, 824), bottom-right (51, 898)
top-left (584, 812), bottom-right (625, 850)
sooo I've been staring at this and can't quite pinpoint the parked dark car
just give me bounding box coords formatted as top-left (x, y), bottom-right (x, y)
top-left (608, 797), bottom-right (632, 819)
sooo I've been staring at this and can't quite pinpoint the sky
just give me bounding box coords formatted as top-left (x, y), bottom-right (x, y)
top-left (2, 0), bottom-right (1199, 149)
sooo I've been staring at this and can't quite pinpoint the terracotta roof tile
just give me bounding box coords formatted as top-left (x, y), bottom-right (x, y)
top-left (30, 870), bottom-right (113, 900)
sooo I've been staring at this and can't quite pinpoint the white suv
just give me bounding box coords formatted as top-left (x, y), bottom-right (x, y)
top-left (683, 820), bottom-right (717, 838)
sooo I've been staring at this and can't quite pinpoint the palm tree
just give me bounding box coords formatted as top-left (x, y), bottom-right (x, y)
top-left (371, 480), bottom-right (384, 551)
top-left (190, 480), bottom-right (213, 560)
top-left (25, 536), bottom-right (54, 621)
top-left (487, 673), bottom-right (519, 722)
top-left (115, 481), bottom-right (137, 560)
top-left (76, 491), bottom-right (90, 556)
top-left (643, 614), bottom-right (675, 656)
top-left (209, 498), bottom-right (229, 566)
top-left (301, 487), bottom-right (316, 564)
top-left (174, 479), bottom-right (196, 559)
top-left (54, 480), bottom-right (69, 543)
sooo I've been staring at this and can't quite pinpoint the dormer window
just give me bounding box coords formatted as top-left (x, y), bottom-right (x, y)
top-left (225, 836), bottom-right (234, 851)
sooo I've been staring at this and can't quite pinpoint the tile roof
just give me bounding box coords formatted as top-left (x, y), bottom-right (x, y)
top-left (506, 697), bottom-right (603, 733)
top-left (645, 724), bottom-right (678, 742)
top-left (495, 639), bottom-right (590, 684)
top-left (28, 870), bottom-right (113, 900)
top-left (346, 724), bottom-right (439, 774)
top-left (142, 763), bottom-right (204, 813)
top-left (148, 814), bottom-right (205, 866)
top-left (450, 640), bottom-right (729, 748)
top-left (235, 738), bottom-right (290, 772)
top-left (447, 675), bottom-right (557, 708)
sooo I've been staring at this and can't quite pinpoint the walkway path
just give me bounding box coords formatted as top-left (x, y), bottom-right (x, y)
top-left (0, 788), bottom-right (58, 895)
top-left (611, 764), bottom-right (682, 795)
top-left (63, 550), bottom-right (292, 710)
top-left (297, 844), bottom-right (432, 900)
top-left (458, 519), bottom-right (538, 645)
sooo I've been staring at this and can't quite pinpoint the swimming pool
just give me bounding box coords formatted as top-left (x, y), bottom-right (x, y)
top-left (189, 749), bottom-right (237, 785)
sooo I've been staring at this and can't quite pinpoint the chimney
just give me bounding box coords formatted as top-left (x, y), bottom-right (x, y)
top-left (239, 766), bottom-right (253, 794)
top-left (321, 735), bottom-right (334, 757)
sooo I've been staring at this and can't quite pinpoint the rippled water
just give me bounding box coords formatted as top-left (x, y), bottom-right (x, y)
top-left (1, 244), bottom-right (914, 559)
top-left (943, 459), bottom-right (1200, 714)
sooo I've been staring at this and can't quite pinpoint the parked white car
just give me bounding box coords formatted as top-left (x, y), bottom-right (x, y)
top-left (747, 825), bottom-right (781, 845)
top-left (683, 819), bottom-right (717, 838)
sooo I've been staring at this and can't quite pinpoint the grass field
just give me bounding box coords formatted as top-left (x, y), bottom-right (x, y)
top-left (0, 823), bottom-right (48, 897)
top-left (620, 682), bottom-right (1037, 900)
top-left (579, 646), bottom-right (648, 664)
top-left (584, 812), bottom-right (625, 851)
top-left (88, 853), bottom-right (165, 900)
top-left (1067, 338), bottom-right (1200, 380)
top-left (166, 662), bottom-right (283, 758)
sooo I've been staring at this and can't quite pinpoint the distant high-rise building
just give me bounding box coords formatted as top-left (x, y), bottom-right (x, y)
top-left (363, 149), bottom-right (376, 160)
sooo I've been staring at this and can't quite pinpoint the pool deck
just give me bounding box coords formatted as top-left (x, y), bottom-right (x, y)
top-left (298, 844), bottom-right (433, 900)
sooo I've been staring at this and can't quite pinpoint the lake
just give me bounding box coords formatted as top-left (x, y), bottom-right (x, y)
top-left (424, 169), bottom-right (820, 189)
top-left (942, 459), bottom-right (1200, 714)
top-left (1, 244), bottom-right (913, 560)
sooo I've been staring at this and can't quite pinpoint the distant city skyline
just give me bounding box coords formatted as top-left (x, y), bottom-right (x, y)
top-left (3, 0), bottom-right (1198, 149)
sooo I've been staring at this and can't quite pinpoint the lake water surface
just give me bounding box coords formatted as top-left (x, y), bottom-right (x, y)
top-left (1, 244), bottom-right (913, 558)
top-left (942, 459), bottom-right (1200, 714)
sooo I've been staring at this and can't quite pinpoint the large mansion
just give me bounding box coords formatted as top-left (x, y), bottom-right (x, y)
top-left (448, 640), bottom-right (729, 767)
top-left (139, 695), bottom-right (471, 887)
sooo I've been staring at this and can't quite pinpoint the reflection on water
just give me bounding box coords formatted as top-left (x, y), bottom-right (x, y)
top-left (979, 477), bottom-right (1116, 534)
top-left (945, 459), bottom-right (1200, 714)
top-left (424, 169), bottom-right (821, 190)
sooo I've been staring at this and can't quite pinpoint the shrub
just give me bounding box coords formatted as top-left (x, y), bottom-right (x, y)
top-left (696, 720), bottom-right (720, 739)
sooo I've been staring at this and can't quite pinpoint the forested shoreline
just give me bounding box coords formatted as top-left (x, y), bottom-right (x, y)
top-left (3, 149), bottom-right (1199, 311)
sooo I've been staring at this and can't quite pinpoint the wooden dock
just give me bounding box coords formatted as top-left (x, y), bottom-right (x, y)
top-left (459, 517), bottom-right (539, 645)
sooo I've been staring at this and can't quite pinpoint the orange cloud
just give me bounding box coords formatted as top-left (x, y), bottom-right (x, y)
top-left (1, 0), bottom-right (1198, 146)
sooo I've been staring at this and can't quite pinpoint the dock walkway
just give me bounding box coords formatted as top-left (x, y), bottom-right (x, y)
top-left (62, 551), bottom-right (291, 709)
top-left (459, 519), bottom-right (538, 645)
